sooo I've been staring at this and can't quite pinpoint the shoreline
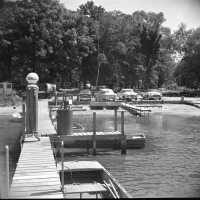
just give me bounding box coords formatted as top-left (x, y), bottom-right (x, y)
top-left (0, 104), bottom-right (22, 115)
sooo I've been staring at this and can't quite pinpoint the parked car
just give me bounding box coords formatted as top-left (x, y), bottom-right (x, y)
top-left (78, 89), bottom-right (92, 101)
top-left (136, 94), bottom-right (143, 101)
top-left (143, 91), bottom-right (162, 100)
top-left (117, 89), bottom-right (138, 101)
top-left (95, 88), bottom-right (117, 101)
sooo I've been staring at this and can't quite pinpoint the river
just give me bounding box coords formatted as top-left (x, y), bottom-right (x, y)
top-left (0, 104), bottom-right (200, 197)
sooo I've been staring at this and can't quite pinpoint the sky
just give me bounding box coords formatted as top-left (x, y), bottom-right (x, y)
top-left (60, 0), bottom-right (200, 32)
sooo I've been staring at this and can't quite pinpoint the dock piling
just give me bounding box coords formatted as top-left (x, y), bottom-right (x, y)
top-left (55, 91), bottom-right (57, 105)
top-left (92, 112), bottom-right (97, 155)
top-left (114, 109), bottom-right (118, 131)
top-left (61, 140), bottom-right (64, 192)
top-left (22, 103), bottom-right (26, 133)
top-left (5, 145), bottom-right (9, 198)
top-left (120, 111), bottom-right (127, 155)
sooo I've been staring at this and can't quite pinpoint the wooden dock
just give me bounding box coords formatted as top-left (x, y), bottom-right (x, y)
top-left (9, 98), bottom-right (145, 198)
top-left (90, 101), bottom-right (121, 110)
top-left (9, 137), bottom-right (63, 199)
top-left (50, 131), bottom-right (145, 149)
top-left (9, 100), bottom-right (63, 199)
top-left (135, 105), bottom-right (163, 108)
top-left (121, 103), bottom-right (151, 116)
top-left (38, 100), bottom-right (56, 136)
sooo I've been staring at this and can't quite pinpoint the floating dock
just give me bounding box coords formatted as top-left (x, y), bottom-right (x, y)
top-left (51, 132), bottom-right (145, 150)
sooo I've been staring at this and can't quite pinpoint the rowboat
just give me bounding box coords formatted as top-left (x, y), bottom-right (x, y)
top-left (57, 160), bottom-right (131, 198)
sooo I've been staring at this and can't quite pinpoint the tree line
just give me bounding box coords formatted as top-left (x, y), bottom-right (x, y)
top-left (0, 0), bottom-right (199, 90)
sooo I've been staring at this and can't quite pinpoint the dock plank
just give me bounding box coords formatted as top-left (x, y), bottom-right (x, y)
top-left (9, 137), bottom-right (63, 199)
top-left (38, 100), bottom-right (56, 136)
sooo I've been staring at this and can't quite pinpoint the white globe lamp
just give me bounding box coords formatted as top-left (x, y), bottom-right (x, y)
top-left (26, 72), bottom-right (39, 84)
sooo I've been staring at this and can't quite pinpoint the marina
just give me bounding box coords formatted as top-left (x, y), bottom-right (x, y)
top-left (1, 0), bottom-right (200, 198)
top-left (7, 76), bottom-right (135, 198)
top-left (6, 86), bottom-right (200, 198)
top-left (1, 96), bottom-right (200, 198)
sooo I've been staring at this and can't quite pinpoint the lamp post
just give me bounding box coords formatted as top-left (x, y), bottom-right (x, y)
top-left (25, 72), bottom-right (40, 142)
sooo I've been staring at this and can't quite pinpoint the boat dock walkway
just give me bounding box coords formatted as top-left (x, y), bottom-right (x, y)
top-left (9, 137), bottom-right (63, 199)
top-left (38, 100), bottom-right (56, 136)
top-left (9, 100), bottom-right (63, 199)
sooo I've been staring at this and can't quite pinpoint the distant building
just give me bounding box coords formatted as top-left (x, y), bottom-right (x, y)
top-left (0, 82), bottom-right (13, 96)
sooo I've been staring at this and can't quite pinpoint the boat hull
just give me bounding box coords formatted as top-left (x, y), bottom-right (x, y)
top-left (57, 161), bottom-right (131, 198)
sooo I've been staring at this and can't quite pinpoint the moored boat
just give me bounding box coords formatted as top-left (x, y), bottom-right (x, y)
top-left (10, 112), bottom-right (23, 122)
top-left (57, 160), bottom-right (132, 198)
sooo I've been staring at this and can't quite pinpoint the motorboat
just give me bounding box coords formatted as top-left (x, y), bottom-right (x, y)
top-left (10, 112), bottom-right (23, 122)
top-left (57, 160), bottom-right (131, 198)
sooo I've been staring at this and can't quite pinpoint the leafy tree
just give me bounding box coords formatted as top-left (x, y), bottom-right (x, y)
top-left (0, 0), bottom-right (97, 87)
top-left (174, 27), bottom-right (200, 88)
top-left (1, 0), bottom-right (197, 91)
top-left (78, 1), bottom-right (105, 20)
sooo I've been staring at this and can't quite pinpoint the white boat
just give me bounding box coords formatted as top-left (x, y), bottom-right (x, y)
top-left (57, 160), bottom-right (131, 198)
top-left (10, 112), bottom-right (23, 122)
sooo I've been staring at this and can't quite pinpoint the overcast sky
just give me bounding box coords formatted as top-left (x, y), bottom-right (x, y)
top-left (60, 0), bottom-right (200, 32)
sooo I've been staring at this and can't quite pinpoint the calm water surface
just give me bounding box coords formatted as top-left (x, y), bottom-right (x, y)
top-left (0, 114), bottom-right (22, 197)
top-left (69, 104), bottom-right (200, 197)
top-left (1, 104), bottom-right (200, 198)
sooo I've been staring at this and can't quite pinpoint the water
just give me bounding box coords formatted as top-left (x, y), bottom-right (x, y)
top-left (1, 104), bottom-right (200, 197)
top-left (66, 104), bottom-right (200, 197)
top-left (0, 114), bottom-right (22, 198)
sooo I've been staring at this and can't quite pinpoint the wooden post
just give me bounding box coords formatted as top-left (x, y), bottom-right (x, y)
top-left (92, 112), bottom-right (96, 155)
top-left (64, 100), bottom-right (68, 110)
top-left (86, 141), bottom-right (90, 154)
top-left (55, 91), bottom-right (57, 106)
top-left (121, 111), bottom-right (127, 155)
top-left (22, 103), bottom-right (26, 133)
top-left (5, 145), bottom-right (9, 198)
top-left (121, 111), bottom-right (124, 135)
top-left (61, 140), bottom-right (64, 192)
top-left (114, 109), bottom-right (117, 131)
top-left (62, 92), bottom-right (65, 108)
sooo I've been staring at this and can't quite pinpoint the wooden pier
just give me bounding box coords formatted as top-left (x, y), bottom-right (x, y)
top-left (90, 101), bottom-right (121, 110)
top-left (8, 73), bottom-right (143, 199)
top-left (121, 103), bottom-right (151, 116)
top-left (9, 137), bottom-right (63, 199)
top-left (9, 98), bottom-right (62, 199)
top-left (38, 99), bottom-right (56, 136)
